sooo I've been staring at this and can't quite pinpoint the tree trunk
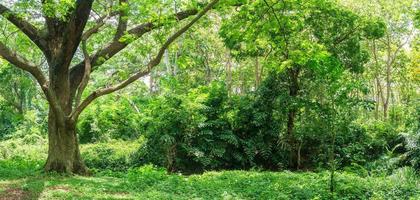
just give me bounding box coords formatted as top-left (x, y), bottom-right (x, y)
top-left (44, 110), bottom-right (88, 174)
top-left (226, 52), bottom-right (232, 95)
top-left (255, 56), bottom-right (260, 89)
top-left (287, 67), bottom-right (300, 169)
top-left (374, 79), bottom-right (379, 119)
top-left (384, 63), bottom-right (391, 119)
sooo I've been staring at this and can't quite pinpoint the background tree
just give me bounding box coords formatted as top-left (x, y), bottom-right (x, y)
top-left (219, 0), bottom-right (382, 169)
top-left (340, 0), bottom-right (418, 120)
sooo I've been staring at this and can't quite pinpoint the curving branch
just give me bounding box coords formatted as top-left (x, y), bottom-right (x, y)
top-left (0, 42), bottom-right (46, 84)
top-left (0, 41), bottom-right (65, 125)
top-left (71, 9), bottom-right (199, 72)
top-left (68, 8), bottom-right (201, 100)
top-left (82, 14), bottom-right (110, 41)
top-left (74, 40), bottom-right (92, 108)
top-left (0, 4), bottom-right (47, 51)
top-left (70, 0), bottom-right (220, 121)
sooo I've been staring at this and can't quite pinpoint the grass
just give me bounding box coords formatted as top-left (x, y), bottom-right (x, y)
top-left (0, 159), bottom-right (419, 200)
top-left (0, 139), bottom-right (419, 199)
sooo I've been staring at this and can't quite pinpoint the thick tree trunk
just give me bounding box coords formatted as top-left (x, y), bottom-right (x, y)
top-left (44, 109), bottom-right (88, 174)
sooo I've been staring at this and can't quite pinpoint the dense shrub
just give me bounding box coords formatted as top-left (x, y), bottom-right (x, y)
top-left (135, 78), bottom-right (385, 173)
top-left (81, 139), bottom-right (143, 171)
top-left (401, 133), bottom-right (420, 170)
top-left (0, 136), bottom-right (47, 161)
top-left (0, 103), bottom-right (21, 139)
top-left (134, 82), bottom-right (257, 172)
top-left (78, 97), bottom-right (142, 143)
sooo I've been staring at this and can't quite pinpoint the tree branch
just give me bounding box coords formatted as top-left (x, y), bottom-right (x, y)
top-left (68, 7), bottom-right (202, 101)
top-left (70, 0), bottom-right (220, 121)
top-left (70, 9), bottom-right (198, 86)
top-left (113, 0), bottom-right (128, 40)
top-left (0, 42), bottom-right (45, 84)
top-left (0, 41), bottom-right (65, 125)
top-left (81, 3), bottom-right (122, 41)
top-left (74, 40), bottom-right (92, 108)
top-left (70, 8), bottom-right (200, 76)
top-left (64, 0), bottom-right (94, 58)
top-left (0, 4), bottom-right (46, 51)
top-left (82, 14), bottom-right (109, 41)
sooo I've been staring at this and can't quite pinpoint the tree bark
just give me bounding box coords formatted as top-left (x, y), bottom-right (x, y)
top-left (44, 110), bottom-right (88, 174)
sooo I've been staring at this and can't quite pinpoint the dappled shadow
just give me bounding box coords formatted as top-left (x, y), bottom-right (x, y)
top-left (0, 177), bottom-right (45, 200)
top-left (0, 188), bottom-right (29, 200)
top-left (0, 160), bottom-right (48, 200)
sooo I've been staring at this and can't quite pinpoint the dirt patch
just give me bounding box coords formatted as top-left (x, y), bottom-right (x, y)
top-left (106, 191), bottom-right (129, 195)
top-left (0, 188), bottom-right (29, 200)
top-left (48, 185), bottom-right (70, 192)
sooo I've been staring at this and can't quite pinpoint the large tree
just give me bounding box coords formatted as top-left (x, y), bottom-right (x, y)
top-left (0, 0), bottom-right (219, 174)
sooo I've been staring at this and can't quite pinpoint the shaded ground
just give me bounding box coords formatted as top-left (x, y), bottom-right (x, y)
top-left (0, 188), bottom-right (29, 200)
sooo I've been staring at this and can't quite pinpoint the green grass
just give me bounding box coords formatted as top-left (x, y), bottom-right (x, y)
top-left (0, 159), bottom-right (419, 200)
top-left (1, 139), bottom-right (419, 199)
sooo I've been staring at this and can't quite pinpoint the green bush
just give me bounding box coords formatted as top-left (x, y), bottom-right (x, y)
top-left (0, 136), bottom-right (47, 161)
top-left (78, 97), bottom-right (142, 143)
top-left (369, 167), bottom-right (420, 199)
top-left (81, 139), bottom-right (143, 171)
top-left (136, 79), bottom-right (382, 173)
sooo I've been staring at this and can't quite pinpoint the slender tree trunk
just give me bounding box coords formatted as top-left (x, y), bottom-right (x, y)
top-left (149, 73), bottom-right (154, 93)
top-left (373, 80), bottom-right (378, 119)
top-left (384, 62), bottom-right (391, 119)
top-left (164, 49), bottom-right (171, 76)
top-left (226, 52), bottom-right (232, 95)
top-left (240, 64), bottom-right (245, 94)
top-left (204, 52), bottom-right (212, 84)
top-left (166, 144), bottom-right (177, 173)
top-left (255, 56), bottom-right (260, 89)
top-left (297, 141), bottom-right (302, 170)
top-left (287, 67), bottom-right (300, 169)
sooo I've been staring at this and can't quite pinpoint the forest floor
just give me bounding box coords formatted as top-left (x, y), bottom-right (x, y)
top-left (1, 158), bottom-right (419, 200)
top-left (0, 139), bottom-right (419, 199)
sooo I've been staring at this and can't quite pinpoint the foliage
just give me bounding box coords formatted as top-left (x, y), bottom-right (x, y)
top-left (133, 78), bottom-right (393, 172)
top-left (0, 63), bottom-right (45, 139)
top-left (0, 135), bottom-right (47, 161)
top-left (77, 94), bottom-right (143, 143)
top-left (136, 81), bottom-right (236, 172)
